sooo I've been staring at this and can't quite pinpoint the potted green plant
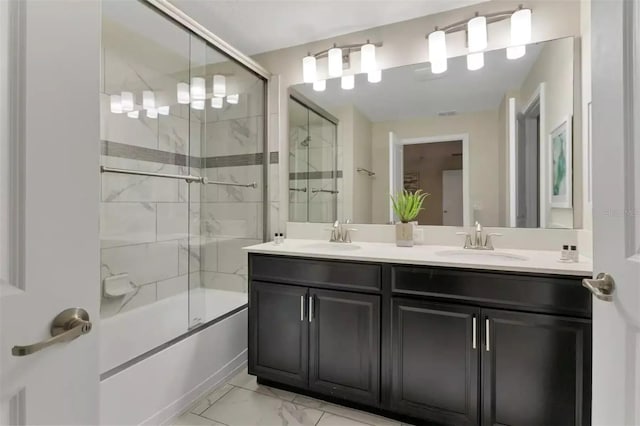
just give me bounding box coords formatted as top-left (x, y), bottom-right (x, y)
top-left (390, 189), bottom-right (429, 247)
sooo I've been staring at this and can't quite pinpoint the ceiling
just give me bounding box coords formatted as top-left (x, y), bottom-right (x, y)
top-left (169, 0), bottom-right (483, 55)
top-left (293, 42), bottom-right (547, 123)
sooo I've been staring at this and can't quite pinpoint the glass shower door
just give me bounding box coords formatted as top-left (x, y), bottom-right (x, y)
top-left (308, 109), bottom-right (338, 223)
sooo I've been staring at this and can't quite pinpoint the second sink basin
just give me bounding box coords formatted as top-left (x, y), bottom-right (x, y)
top-left (302, 242), bottom-right (362, 251)
top-left (435, 249), bottom-right (528, 262)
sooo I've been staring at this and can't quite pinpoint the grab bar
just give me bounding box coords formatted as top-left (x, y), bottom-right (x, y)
top-left (356, 167), bottom-right (376, 177)
top-left (101, 166), bottom-right (257, 188)
top-left (311, 188), bottom-right (339, 194)
top-left (289, 187), bottom-right (307, 192)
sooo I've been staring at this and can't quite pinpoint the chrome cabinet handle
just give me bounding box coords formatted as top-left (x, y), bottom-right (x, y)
top-left (472, 316), bottom-right (477, 349)
top-left (308, 295), bottom-right (314, 322)
top-left (582, 273), bottom-right (615, 302)
top-left (300, 296), bottom-right (305, 321)
top-left (12, 308), bottom-right (92, 357)
top-left (485, 318), bottom-right (490, 352)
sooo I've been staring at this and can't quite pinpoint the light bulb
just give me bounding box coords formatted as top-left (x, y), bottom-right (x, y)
top-left (213, 75), bottom-right (226, 98)
top-left (428, 30), bottom-right (447, 74)
top-left (511, 8), bottom-right (532, 46)
top-left (341, 75), bottom-right (354, 90)
top-left (191, 99), bottom-right (205, 110)
top-left (110, 94), bottom-right (123, 114)
top-left (190, 77), bottom-right (206, 100)
top-left (146, 108), bottom-right (158, 119)
top-left (158, 106), bottom-right (170, 115)
top-left (328, 47), bottom-right (343, 77)
top-left (177, 82), bottom-right (190, 104)
top-left (142, 90), bottom-right (155, 109)
top-left (368, 69), bottom-right (381, 83)
top-left (226, 94), bottom-right (239, 104)
top-left (313, 80), bottom-right (326, 92)
top-left (467, 52), bottom-right (484, 71)
top-left (211, 97), bottom-right (223, 109)
top-left (360, 43), bottom-right (376, 74)
top-left (127, 110), bottom-right (139, 119)
top-left (507, 45), bottom-right (526, 60)
top-left (121, 91), bottom-right (134, 112)
top-left (468, 15), bottom-right (487, 52)
top-left (302, 55), bottom-right (317, 83)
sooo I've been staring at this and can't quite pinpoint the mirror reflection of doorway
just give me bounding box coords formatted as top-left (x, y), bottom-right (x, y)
top-left (402, 141), bottom-right (463, 226)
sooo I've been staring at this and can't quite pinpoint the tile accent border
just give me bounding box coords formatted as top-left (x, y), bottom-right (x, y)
top-left (289, 170), bottom-right (343, 180)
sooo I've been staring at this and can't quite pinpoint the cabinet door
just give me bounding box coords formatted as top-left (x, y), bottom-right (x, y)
top-left (309, 289), bottom-right (380, 406)
top-left (391, 298), bottom-right (479, 426)
top-left (249, 281), bottom-right (308, 388)
top-left (482, 309), bottom-right (591, 426)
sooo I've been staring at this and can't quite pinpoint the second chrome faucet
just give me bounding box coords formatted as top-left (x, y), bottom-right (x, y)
top-left (457, 222), bottom-right (502, 250)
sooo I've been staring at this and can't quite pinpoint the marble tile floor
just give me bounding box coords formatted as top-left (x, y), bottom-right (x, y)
top-left (172, 368), bottom-right (413, 426)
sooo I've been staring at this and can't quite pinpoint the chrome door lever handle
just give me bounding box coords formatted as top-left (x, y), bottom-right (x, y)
top-left (582, 273), bottom-right (615, 302)
top-left (12, 308), bottom-right (92, 357)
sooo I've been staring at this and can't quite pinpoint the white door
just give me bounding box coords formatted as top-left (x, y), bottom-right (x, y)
top-left (0, 1), bottom-right (100, 424)
top-left (442, 170), bottom-right (463, 226)
top-left (590, 0), bottom-right (640, 424)
top-left (388, 132), bottom-right (403, 223)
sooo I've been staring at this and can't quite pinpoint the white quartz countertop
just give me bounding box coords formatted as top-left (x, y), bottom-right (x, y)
top-left (244, 239), bottom-right (593, 277)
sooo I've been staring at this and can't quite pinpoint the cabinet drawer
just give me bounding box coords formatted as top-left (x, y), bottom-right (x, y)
top-left (250, 254), bottom-right (382, 292)
top-left (392, 266), bottom-right (591, 318)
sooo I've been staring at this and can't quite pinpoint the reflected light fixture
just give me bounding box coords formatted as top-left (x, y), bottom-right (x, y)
top-left (428, 29), bottom-right (447, 74)
top-left (467, 15), bottom-right (487, 52)
top-left (146, 108), bottom-right (158, 119)
top-left (303, 54), bottom-right (317, 83)
top-left (158, 106), bottom-right (170, 115)
top-left (328, 45), bottom-right (343, 77)
top-left (211, 97), bottom-right (223, 109)
top-left (341, 74), bottom-right (355, 90)
top-left (313, 80), bottom-right (326, 92)
top-left (213, 75), bottom-right (226, 98)
top-left (507, 45), bottom-right (526, 60)
top-left (110, 94), bottom-right (123, 114)
top-left (368, 69), bottom-right (381, 83)
top-left (142, 91), bottom-right (156, 109)
top-left (127, 110), bottom-right (139, 119)
top-left (121, 91), bottom-right (134, 112)
top-left (190, 77), bottom-right (206, 100)
top-left (191, 99), bottom-right (205, 110)
top-left (177, 82), bottom-right (190, 104)
top-left (226, 94), bottom-right (239, 104)
top-left (467, 52), bottom-right (484, 71)
top-left (360, 42), bottom-right (376, 74)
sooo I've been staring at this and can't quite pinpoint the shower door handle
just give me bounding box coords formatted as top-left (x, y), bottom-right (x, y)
top-left (12, 308), bottom-right (92, 356)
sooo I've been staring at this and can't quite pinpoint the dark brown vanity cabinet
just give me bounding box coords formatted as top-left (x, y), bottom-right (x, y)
top-left (248, 254), bottom-right (592, 426)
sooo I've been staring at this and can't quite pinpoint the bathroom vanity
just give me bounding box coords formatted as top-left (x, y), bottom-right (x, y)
top-left (246, 241), bottom-right (592, 426)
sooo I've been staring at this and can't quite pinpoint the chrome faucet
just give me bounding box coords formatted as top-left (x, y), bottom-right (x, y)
top-left (457, 221), bottom-right (502, 250)
top-left (328, 220), bottom-right (357, 243)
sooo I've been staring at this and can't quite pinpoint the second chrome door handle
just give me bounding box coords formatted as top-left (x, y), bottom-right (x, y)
top-left (472, 316), bottom-right (477, 349)
top-left (308, 295), bottom-right (314, 322)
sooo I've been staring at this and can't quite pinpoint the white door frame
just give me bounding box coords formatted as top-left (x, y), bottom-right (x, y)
top-left (391, 134), bottom-right (470, 226)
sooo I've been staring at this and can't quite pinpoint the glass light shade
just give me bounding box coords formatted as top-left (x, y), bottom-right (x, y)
top-left (121, 91), bottom-right (134, 112)
top-left (126, 110), bottom-right (139, 119)
top-left (328, 47), bottom-right (343, 77)
top-left (368, 69), bottom-right (381, 83)
top-left (226, 94), bottom-right (239, 104)
top-left (211, 97), bottom-right (223, 109)
top-left (158, 106), bottom-right (170, 115)
top-left (360, 43), bottom-right (376, 73)
top-left (468, 16), bottom-right (487, 52)
top-left (190, 77), bottom-right (206, 100)
top-left (313, 80), bottom-right (326, 92)
top-left (142, 90), bottom-right (155, 109)
top-left (507, 45), bottom-right (526, 60)
top-left (110, 94), bottom-right (123, 114)
top-left (467, 52), bottom-right (485, 71)
top-left (302, 55), bottom-right (317, 83)
top-left (146, 108), bottom-right (158, 119)
top-left (213, 75), bottom-right (226, 98)
top-left (511, 8), bottom-right (532, 46)
top-left (428, 30), bottom-right (447, 74)
top-left (341, 75), bottom-right (354, 90)
top-left (191, 99), bottom-right (205, 110)
top-left (177, 83), bottom-right (190, 104)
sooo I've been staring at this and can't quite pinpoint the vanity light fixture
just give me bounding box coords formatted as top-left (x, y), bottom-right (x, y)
top-left (191, 99), bottom-right (205, 110)
top-left (190, 77), bottom-right (206, 100)
top-left (213, 75), bottom-right (226, 98)
top-left (428, 29), bottom-right (447, 74)
top-left (368, 69), bottom-right (382, 83)
top-left (177, 82), bottom-right (190, 104)
top-left (126, 110), bottom-right (139, 119)
top-left (121, 91), bottom-right (134, 112)
top-left (211, 96), bottom-right (223, 109)
top-left (328, 45), bottom-right (343, 77)
top-left (360, 42), bottom-right (376, 74)
top-left (508, 7), bottom-right (532, 60)
top-left (146, 108), bottom-right (158, 119)
top-left (467, 14), bottom-right (487, 52)
top-left (142, 90), bottom-right (156, 109)
top-left (110, 94), bottom-right (123, 114)
top-left (341, 74), bottom-right (355, 90)
top-left (303, 54), bottom-right (317, 83)
top-left (158, 106), bottom-right (170, 115)
top-left (313, 79), bottom-right (326, 92)
top-left (226, 93), bottom-right (239, 104)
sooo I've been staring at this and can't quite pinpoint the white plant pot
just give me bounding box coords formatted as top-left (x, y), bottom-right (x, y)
top-left (395, 222), bottom-right (414, 247)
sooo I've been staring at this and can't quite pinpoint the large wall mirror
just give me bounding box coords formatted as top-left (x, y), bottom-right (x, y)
top-left (289, 36), bottom-right (581, 229)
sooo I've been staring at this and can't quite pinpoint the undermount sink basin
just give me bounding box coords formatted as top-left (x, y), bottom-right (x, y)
top-left (435, 249), bottom-right (528, 262)
top-left (302, 242), bottom-right (362, 251)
